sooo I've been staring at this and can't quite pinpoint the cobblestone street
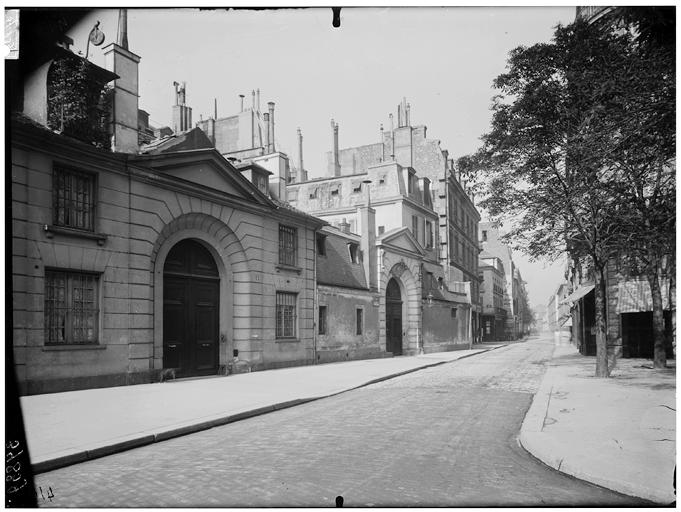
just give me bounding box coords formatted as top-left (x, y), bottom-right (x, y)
top-left (33, 337), bottom-right (645, 507)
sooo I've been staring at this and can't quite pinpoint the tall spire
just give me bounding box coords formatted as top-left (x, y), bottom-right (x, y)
top-left (117, 9), bottom-right (129, 50)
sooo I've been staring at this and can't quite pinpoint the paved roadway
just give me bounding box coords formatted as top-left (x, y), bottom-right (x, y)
top-left (33, 337), bottom-right (646, 507)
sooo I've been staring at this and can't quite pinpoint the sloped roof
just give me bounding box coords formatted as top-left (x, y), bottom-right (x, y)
top-left (141, 127), bottom-right (214, 154)
top-left (317, 228), bottom-right (367, 290)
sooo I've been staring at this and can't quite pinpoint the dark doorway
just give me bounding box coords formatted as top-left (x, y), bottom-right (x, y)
top-left (386, 278), bottom-right (403, 356)
top-left (622, 311), bottom-right (673, 359)
top-left (163, 239), bottom-right (220, 377)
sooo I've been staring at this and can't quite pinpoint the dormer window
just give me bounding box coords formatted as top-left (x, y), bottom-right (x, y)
top-left (253, 172), bottom-right (268, 195)
top-left (316, 234), bottom-right (327, 256)
top-left (348, 243), bottom-right (359, 264)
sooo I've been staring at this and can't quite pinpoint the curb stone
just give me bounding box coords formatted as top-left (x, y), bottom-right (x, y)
top-left (32, 345), bottom-right (503, 474)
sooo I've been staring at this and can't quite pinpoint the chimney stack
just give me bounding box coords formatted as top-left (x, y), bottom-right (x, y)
top-left (297, 127), bottom-right (306, 181)
top-left (171, 81), bottom-right (192, 133)
top-left (117, 8), bottom-right (129, 50)
top-left (267, 102), bottom-right (275, 152)
top-left (256, 88), bottom-right (261, 112)
top-left (103, 8), bottom-right (140, 153)
top-left (239, 94), bottom-right (244, 112)
top-left (389, 113), bottom-right (395, 160)
top-left (406, 102), bottom-right (411, 126)
top-left (358, 204), bottom-right (377, 292)
top-left (252, 90), bottom-right (256, 110)
top-left (339, 218), bottom-right (350, 233)
top-left (331, 119), bottom-right (340, 177)
top-left (214, 98), bottom-right (218, 119)
top-left (264, 113), bottom-right (270, 151)
top-left (380, 124), bottom-right (384, 161)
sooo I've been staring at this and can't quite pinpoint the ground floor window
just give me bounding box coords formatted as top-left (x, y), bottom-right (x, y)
top-left (319, 305), bottom-right (327, 335)
top-left (276, 292), bottom-right (297, 338)
top-left (45, 270), bottom-right (99, 345)
top-left (356, 307), bottom-right (364, 335)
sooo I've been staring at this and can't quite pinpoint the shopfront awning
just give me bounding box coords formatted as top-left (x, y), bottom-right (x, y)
top-left (560, 284), bottom-right (595, 305)
top-left (617, 279), bottom-right (671, 313)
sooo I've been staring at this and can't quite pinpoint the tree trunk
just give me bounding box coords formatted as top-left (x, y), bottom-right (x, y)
top-left (594, 263), bottom-right (609, 377)
top-left (647, 261), bottom-right (667, 368)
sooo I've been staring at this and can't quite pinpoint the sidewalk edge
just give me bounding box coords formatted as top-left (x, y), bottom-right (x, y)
top-left (31, 345), bottom-right (503, 474)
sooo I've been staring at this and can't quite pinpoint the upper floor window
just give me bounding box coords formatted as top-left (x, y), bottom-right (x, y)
top-left (279, 225), bottom-right (297, 266)
top-left (253, 173), bottom-right (268, 195)
top-left (425, 220), bottom-right (433, 249)
top-left (53, 166), bottom-right (96, 231)
top-left (411, 215), bottom-right (419, 241)
top-left (45, 270), bottom-right (99, 345)
top-left (482, 230), bottom-right (488, 242)
top-left (407, 173), bottom-right (415, 194)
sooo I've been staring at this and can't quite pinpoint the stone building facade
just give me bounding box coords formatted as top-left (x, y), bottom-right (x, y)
top-left (479, 253), bottom-right (507, 341)
top-left (11, 16), bottom-right (323, 394)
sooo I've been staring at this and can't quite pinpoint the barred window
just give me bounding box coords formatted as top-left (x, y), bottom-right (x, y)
top-left (45, 270), bottom-right (99, 345)
top-left (318, 305), bottom-right (327, 335)
top-left (279, 225), bottom-right (297, 266)
top-left (276, 292), bottom-right (297, 338)
top-left (53, 166), bottom-right (96, 231)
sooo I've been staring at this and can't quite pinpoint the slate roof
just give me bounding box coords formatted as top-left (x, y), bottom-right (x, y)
top-left (316, 228), bottom-right (367, 290)
top-left (141, 127), bottom-right (214, 154)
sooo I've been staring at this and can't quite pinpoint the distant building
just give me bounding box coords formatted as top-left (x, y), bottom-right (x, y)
top-left (478, 253), bottom-right (507, 341)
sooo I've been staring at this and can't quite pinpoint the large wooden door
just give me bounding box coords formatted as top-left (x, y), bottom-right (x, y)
top-left (163, 239), bottom-right (219, 377)
top-left (386, 278), bottom-right (403, 356)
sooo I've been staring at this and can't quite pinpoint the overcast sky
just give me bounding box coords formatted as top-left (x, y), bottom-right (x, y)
top-left (65, 6), bottom-right (576, 310)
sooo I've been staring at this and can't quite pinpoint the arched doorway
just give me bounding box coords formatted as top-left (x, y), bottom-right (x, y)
top-left (163, 239), bottom-right (220, 377)
top-left (386, 278), bottom-right (403, 356)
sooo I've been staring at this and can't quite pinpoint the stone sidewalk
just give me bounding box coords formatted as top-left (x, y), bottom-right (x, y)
top-left (520, 341), bottom-right (676, 504)
top-left (19, 345), bottom-right (502, 474)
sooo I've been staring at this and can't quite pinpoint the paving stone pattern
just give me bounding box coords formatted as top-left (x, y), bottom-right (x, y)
top-left (34, 338), bottom-right (646, 507)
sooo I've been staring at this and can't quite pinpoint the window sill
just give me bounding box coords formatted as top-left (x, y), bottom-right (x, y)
top-left (45, 225), bottom-right (107, 245)
top-left (275, 264), bottom-right (302, 274)
top-left (42, 344), bottom-right (106, 351)
top-left (275, 338), bottom-right (300, 343)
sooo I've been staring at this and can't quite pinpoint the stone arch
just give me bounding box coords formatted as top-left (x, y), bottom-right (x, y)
top-left (151, 213), bottom-right (251, 371)
top-left (379, 256), bottom-right (422, 355)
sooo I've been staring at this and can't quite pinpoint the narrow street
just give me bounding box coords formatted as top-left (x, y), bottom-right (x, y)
top-left (33, 337), bottom-right (645, 507)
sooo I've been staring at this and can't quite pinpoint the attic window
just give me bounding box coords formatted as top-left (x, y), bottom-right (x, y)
top-left (378, 226), bottom-right (385, 235)
top-left (309, 187), bottom-right (318, 199)
top-left (352, 181), bottom-right (362, 193)
top-left (331, 189), bottom-right (339, 196)
top-left (451, 307), bottom-right (457, 318)
top-left (316, 234), bottom-right (327, 256)
top-left (253, 173), bottom-right (268, 194)
top-left (379, 175), bottom-right (386, 185)
top-left (348, 243), bottom-right (359, 264)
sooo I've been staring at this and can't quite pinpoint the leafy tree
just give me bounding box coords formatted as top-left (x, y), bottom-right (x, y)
top-left (468, 19), bottom-right (667, 377)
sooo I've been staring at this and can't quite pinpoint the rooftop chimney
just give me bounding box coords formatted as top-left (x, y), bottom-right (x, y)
top-left (252, 90), bottom-right (256, 110)
top-left (339, 218), bottom-right (351, 233)
top-left (103, 8), bottom-right (140, 153)
top-left (406, 102), bottom-right (411, 126)
top-left (171, 81), bottom-right (192, 134)
top-left (389, 113), bottom-right (395, 160)
top-left (214, 98), bottom-right (217, 119)
top-left (267, 102), bottom-right (275, 152)
top-left (117, 8), bottom-right (129, 50)
top-left (331, 119), bottom-right (341, 177)
top-left (256, 88), bottom-right (261, 112)
top-left (380, 124), bottom-right (384, 161)
top-left (358, 204), bottom-right (377, 292)
top-left (297, 127), bottom-right (305, 181)
top-left (239, 94), bottom-right (244, 112)
top-left (264, 112), bottom-right (270, 151)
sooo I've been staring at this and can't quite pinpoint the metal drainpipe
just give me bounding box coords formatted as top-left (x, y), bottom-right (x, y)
top-left (312, 224), bottom-right (318, 364)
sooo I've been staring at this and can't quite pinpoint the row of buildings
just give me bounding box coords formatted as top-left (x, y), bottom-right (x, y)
top-left (10, 10), bottom-right (529, 395)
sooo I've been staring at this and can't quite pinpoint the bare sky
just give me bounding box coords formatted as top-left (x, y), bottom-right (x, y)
top-left (65, 6), bottom-right (576, 309)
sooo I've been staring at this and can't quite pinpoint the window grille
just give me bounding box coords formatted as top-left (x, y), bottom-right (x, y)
top-left (279, 225), bottom-right (297, 266)
top-left (276, 292), bottom-right (297, 338)
top-left (318, 305), bottom-right (327, 335)
top-left (45, 270), bottom-right (99, 344)
top-left (53, 166), bottom-right (96, 231)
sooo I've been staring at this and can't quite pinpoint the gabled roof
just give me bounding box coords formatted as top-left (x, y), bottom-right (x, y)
top-left (317, 227), bottom-right (367, 290)
top-left (377, 227), bottom-right (425, 257)
top-left (130, 147), bottom-right (274, 209)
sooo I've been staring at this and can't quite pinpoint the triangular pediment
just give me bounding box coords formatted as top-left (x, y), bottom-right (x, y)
top-left (378, 227), bottom-right (425, 256)
top-left (131, 149), bottom-right (272, 207)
